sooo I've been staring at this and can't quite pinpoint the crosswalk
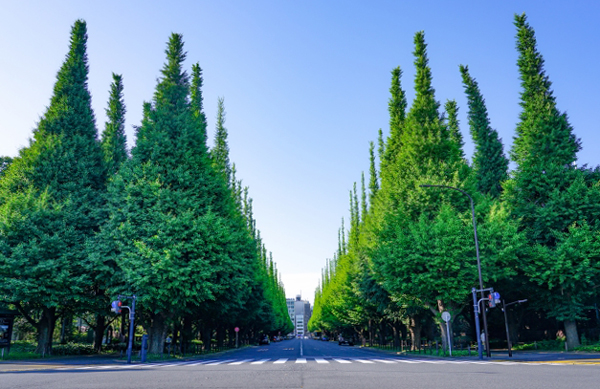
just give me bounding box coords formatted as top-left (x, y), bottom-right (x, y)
top-left (52, 357), bottom-right (583, 370)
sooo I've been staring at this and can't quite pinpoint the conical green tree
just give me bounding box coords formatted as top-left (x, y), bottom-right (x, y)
top-left (505, 13), bottom-right (600, 350)
top-left (107, 34), bottom-right (254, 354)
top-left (444, 99), bottom-right (465, 159)
top-left (459, 65), bottom-right (508, 198)
top-left (368, 141), bottom-right (379, 204)
top-left (211, 97), bottom-right (232, 184)
top-left (101, 73), bottom-right (128, 176)
top-left (0, 20), bottom-right (105, 355)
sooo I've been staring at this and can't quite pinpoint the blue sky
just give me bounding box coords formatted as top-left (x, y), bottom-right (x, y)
top-left (1, 1), bottom-right (599, 304)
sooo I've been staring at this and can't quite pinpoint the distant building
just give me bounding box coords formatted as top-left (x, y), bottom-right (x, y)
top-left (286, 295), bottom-right (311, 337)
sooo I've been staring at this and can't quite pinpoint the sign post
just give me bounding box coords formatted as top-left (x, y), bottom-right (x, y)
top-left (442, 311), bottom-right (452, 357)
top-left (234, 327), bottom-right (239, 348)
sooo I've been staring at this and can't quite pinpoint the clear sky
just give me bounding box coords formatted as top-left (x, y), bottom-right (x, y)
top-left (1, 1), bottom-right (599, 304)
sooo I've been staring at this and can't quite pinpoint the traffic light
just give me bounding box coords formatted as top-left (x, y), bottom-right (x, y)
top-left (488, 292), bottom-right (501, 308)
top-left (111, 300), bottom-right (122, 314)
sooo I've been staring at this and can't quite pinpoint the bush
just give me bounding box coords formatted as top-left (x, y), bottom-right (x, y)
top-left (574, 343), bottom-right (600, 352)
top-left (51, 343), bottom-right (96, 356)
top-left (512, 339), bottom-right (565, 351)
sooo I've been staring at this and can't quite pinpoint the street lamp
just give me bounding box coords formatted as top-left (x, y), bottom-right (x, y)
top-left (419, 184), bottom-right (490, 359)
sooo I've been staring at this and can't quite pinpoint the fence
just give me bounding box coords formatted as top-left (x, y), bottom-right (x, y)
top-left (366, 339), bottom-right (475, 356)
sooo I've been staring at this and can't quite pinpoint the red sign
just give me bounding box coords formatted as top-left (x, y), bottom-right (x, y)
top-left (234, 327), bottom-right (239, 333)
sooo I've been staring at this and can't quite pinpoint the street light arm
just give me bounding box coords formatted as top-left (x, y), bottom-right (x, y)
top-left (419, 184), bottom-right (473, 202)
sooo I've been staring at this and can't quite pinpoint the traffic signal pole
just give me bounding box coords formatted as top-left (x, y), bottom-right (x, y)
top-left (472, 288), bottom-right (483, 360)
top-left (114, 295), bottom-right (137, 364)
top-left (126, 296), bottom-right (136, 364)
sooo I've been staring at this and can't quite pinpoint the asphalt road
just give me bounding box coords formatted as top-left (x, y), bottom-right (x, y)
top-left (1, 338), bottom-right (599, 389)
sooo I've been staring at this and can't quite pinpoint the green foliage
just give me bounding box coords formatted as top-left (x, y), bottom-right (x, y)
top-left (0, 157), bottom-right (12, 177)
top-left (459, 65), bottom-right (508, 198)
top-left (101, 73), bottom-right (128, 176)
top-left (0, 20), bottom-right (106, 355)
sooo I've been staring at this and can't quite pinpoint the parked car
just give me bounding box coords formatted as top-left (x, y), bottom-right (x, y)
top-left (338, 335), bottom-right (354, 346)
top-left (259, 335), bottom-right (270, 345)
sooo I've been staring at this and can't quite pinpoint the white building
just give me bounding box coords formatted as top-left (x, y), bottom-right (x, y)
top-left (287, 295), bottom-right (311, 337)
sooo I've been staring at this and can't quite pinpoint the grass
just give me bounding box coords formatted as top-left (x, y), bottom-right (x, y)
top-left (1, 340), bottom-right (250, 362)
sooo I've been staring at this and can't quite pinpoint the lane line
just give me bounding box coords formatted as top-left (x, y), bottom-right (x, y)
top-left (372, 359), bottom-right (397, 364)
top-left (273, 358), bottom-right (288, 364)
top-left (315, 358), bottom-right (329, 364)
top-left (250, 359), bottom-right (270, 365)
top-left (296, 358), bottom-right (307, 364)
top-left (353, 359), bottom-right (375, 364)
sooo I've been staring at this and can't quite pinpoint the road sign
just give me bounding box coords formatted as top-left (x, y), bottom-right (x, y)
top-left (442, 311), bottom-right (451, 322)
top-left (234, 327), bottom-right (239, 333)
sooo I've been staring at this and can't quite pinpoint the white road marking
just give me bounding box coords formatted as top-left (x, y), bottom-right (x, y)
top-left (372, 359), bottom-right (397, 364)
top-left (229, 359), bottom-right (253, 365)
top-left (315, 358), bottom-right (329, 364)
top-left (186, 359), bottom-right (218, 366)
top-left (353, 359), bottom-right (375, 364)
top-left (273, 358), bottom-right (288, 364)
top-left (296, 358), bottom-right (307, 363)
top-left (205, 359), bottom-right (235, 365)
top-left (334, 359), bottom-right (352, 364)
top-left (251, 359), bottom-right (270, 364)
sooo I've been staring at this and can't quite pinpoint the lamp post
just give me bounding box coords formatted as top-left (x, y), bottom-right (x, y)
top-left (419, 184), bottom-right (490, 359)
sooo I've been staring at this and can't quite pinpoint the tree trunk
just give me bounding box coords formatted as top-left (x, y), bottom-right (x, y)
top-left (181, 316), bottom-right (193, 355)
top-left (217, 326), bottom-right (225, 348)
top-left (35, 307), bottom-right (57, 356)
top-left (392, 323), bottom-right (400, 348)
top-left (438, 321), bottom-right (453, 352)
top-left (564, 320), bottom-right (580, 350)
top-left (93, 314), bottom-right (106, 353)
top-left (202, 326), bottom-right (212, 352)
top-left (409, 316), bottom-right (421, 351)
top-left (148, 312), bottom-right (168, 354)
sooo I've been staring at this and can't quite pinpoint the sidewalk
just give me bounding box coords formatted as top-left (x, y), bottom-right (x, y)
top-left (0, 347), bottom-right (242, 372)
top-left (363, 346), bottom-right (600, 363)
